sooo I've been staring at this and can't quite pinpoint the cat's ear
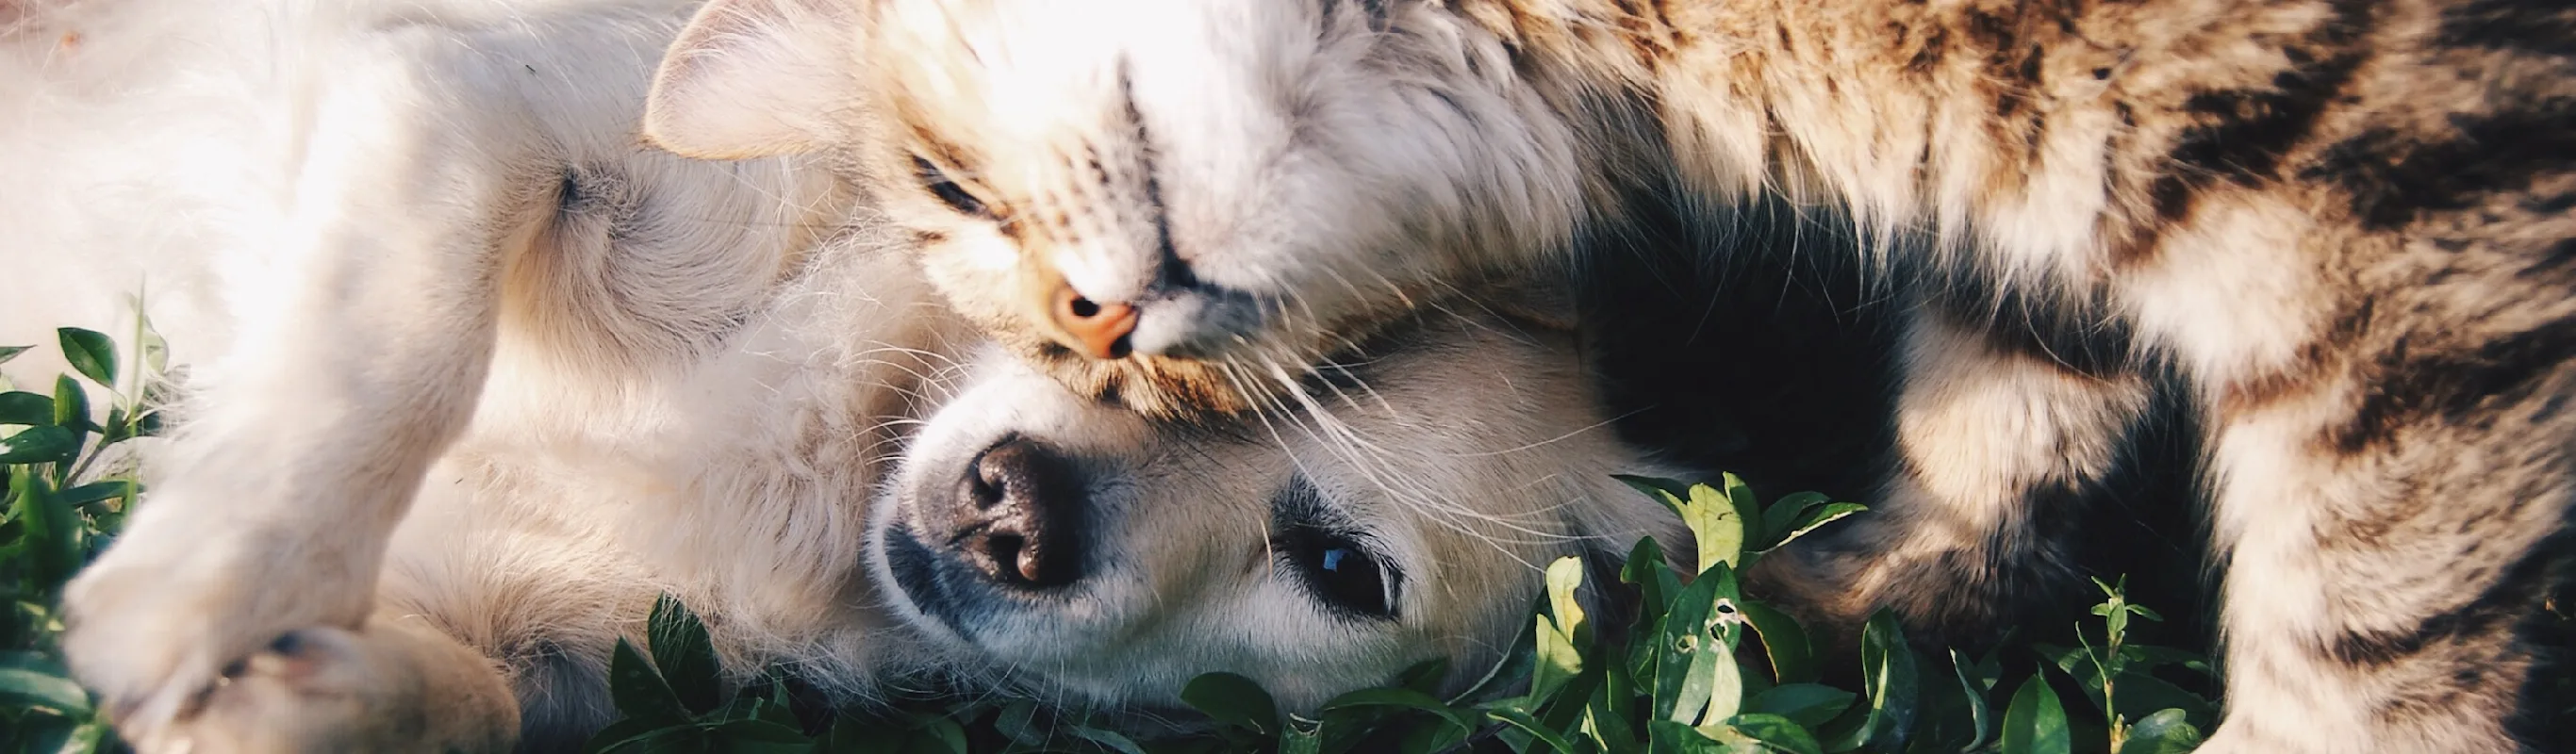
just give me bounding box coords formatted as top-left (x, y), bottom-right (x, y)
top-left (643, 0), bottom-right (861, 159)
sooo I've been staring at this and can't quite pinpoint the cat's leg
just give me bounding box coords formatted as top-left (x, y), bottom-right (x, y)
top-left (2189, 300), bottom-right (2571, 753)
top-left (57, 25), bottom-right (568, 744)
top-left (1756, 304), bottom-right (2156, 649)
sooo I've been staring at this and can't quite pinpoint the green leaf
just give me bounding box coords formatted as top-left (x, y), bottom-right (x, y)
top-left (1825, 610), bottom-right (1919, 753)
top-left (50, 377), bottom-right (88, 434)
top-left (131, 299), bottom-right (169, 378)
top-left (1948, 647), bottom-right (1999, 751)
top-left (1739, 601), bottom-right (1815, 685)
top-left (1180, 672), bottom-right (1278, 735)
top-left (2129, 646), bottom-right (2213, 678)
top-left (916, 717), bottom-right (968, 754)
top-left (1583, 653), bottom-right (1641, 752)
top-left (702, 718), bottom-right (812, 753)
top-left (1451, 602), bottom-right (1539, 704)
top-left (1276, 716), bottom-right (1323, 754)
top-left (1655, 563), bottom-right (1744, 727)
top-left (0, 425), bottom-right (77, 465)
top-left (14, 469), bottom-right (78, 588)
top-left (2036, 643), bottom-right (2208, 724)
top-left (1714, 713), bottom-right (1827, 754)
top-left (1394, 657), bottom-right (1449, 695)
top-left (97, 406), bottom-right (128, 445)
top-left (2106, 670), bottom-right (2217, 729)
top-left (0, 392), bottom-right (53, 426)
top-left (1617, 475), bottom-right (1747, 573)
top-left (0, 652), bottom-right (90, 713)
top-left (1765, 503), bottom-right (1866, 554)
top-left (1688, 482), bottom-right (1747, 573)
top-left (1530, 613), bottom-right (1584, 703)
top-left (594, 725), bottom-right (704, 754)
top-left (1647, 720), bottom-right (1729, 754)
top-left (0, 346), bottom-right (29, 365)
top-left (1723, 475), bottom-right (1763, 550)
top-left (1758, 492), bottom-right (1829, 549)
top-left (1620, 535), bottom-right (1680, 626)
top-left (607, 637), bottom-right (690, 725)
top-left (647, 594), bottom-right (723, 715)
top-left (1066, 724), bottom-right (1151, 754)
top-left (991, 698), bottom-right (1043, 746)
top-left (1323, 687), bottom-right (1474, 735)
top-left (2001, 675), bottom-right (2072, 754)
top-left (1486, 707), bottom-right (1578, 753)
top-left (1743, 684), bottom-right (1855, 729)
top-left (56, 329), bottom-right (116, 389)
top-left (814, 713), bottom-right (898, 754)
top-left (1545, 555), bottom-right (1590, 647)
top-left (1611, 474), bottom-right (1693, 501)
top-left (1397, 719), bottom-right (1471, 754)
top-left (2118, 708), bottom-right (2204, 754)
top-left (54, 481), bottom-right (132, 511)
top-left (583, 718), bottom-right (675, 754)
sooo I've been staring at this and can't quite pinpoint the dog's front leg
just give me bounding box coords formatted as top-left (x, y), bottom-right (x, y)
top-left (160, 614), bottom-right (522, 754)
top-left (58, 29), bottom-right (559, 747)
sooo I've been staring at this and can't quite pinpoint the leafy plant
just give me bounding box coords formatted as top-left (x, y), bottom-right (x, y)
top-left (3, 312), bottom-right (172, 754)
top-left (578, 475), bottom-right (2238, 754)
top-left (2024, 578), bottom-right (2210, 754)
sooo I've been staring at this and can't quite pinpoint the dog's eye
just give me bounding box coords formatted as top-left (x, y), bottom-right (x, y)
top-left (911, 156), bottom-right (991, 218)
top-left (1280, 525), bottom-right (1399, 620)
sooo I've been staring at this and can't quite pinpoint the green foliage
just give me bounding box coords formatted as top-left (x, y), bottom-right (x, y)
top-left (574, 477), bottom-right (2238, 754)
top-left (0, 313), bottom-right (2279, 754)
top-left (3, 312), bottom-right (173, 754)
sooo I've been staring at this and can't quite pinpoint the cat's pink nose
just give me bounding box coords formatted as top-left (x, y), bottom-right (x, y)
top-left (1049, 285), bottom-right (1136, 360)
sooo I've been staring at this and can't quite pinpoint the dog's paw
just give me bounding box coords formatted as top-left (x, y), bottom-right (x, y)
top-left (143, 623), bottom-right (518, 754)
top-left (58, 507), bottom-right (380, 745)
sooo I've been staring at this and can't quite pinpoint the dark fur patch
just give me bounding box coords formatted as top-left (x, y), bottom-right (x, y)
top-left (1115, 63), bottom-right (1193, 287)
top-left (2332, 313), bottom-right (2576, 454)
top-left (2307, 98), bottom-right (2576, 231)
top-left (1921, 263), bottom-right (2137, 380)
top-left (2326, 528), bottom-right (2568, 667)
top-left (2155, 0), bottom-right (2373, 222)
top-left (2436, 0), bottom-right (2576, 58)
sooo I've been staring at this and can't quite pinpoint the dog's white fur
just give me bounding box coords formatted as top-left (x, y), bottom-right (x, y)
top-left (7, 1), bottom-right (1688, 748)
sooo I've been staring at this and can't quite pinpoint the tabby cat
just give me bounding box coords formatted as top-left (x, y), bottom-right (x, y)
top-left (640, 0), bottom-right (2576, 750)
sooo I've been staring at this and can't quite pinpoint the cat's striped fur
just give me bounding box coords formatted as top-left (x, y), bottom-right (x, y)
top-left (641, 0), bottom-right (2574, 750)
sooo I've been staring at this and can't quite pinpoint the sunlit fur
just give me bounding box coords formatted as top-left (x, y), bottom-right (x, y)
top-left (7, 1), bottom-right (1689, 749)
top-left (643, 0), bottom-right (2576, 750)
top-left (871, 315), bottom-right (1689, 714)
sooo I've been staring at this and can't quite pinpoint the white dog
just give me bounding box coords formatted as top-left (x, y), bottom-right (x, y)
top-left (6, 1), bottom-right (1689, 749)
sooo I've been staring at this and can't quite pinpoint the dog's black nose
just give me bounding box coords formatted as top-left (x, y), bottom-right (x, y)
top-left (941, 435), bottom-right (1086, 588)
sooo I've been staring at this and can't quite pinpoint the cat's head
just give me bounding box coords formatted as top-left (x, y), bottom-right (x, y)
top-left (643, 0), bottom-right (1611, 418)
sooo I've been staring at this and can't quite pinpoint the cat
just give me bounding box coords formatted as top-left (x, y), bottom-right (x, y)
top-left (638, 0), bottom-right (2576, 750)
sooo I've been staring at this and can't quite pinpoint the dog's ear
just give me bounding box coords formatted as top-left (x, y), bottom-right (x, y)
top-left (643, 0), bottom-right (860, 159)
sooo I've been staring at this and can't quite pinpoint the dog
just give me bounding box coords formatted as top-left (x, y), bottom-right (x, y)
top-left (6, 1), bottom-right (1690, 749)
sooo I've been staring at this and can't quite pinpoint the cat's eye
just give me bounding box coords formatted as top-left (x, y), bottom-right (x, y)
top-left (1279, 524), bottom-right (1399, 619)
top-left (912, 155), bottom-right (991, 218)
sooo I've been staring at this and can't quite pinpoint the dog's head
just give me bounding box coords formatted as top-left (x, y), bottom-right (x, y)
top-left (867, 309), bottom-right (1688, 711)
